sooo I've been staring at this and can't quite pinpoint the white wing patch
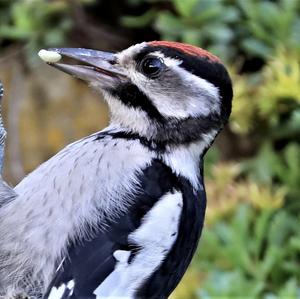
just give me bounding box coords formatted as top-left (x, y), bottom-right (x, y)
top-left (48, 280), bottom-right (74, 299)
top-left (94, 191), bottom-right (183, 298)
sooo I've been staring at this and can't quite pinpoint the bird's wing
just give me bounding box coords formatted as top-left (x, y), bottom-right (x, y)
top-left (44, 160), bottom-right (183, 299)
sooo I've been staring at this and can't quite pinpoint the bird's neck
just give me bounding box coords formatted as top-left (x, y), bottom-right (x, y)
top-left (104, 122), bottom-right (208, 190)
top-left (108, 112), bottom-right (219, 150)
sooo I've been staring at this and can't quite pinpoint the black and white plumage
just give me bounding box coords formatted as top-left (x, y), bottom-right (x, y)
top-left (0, 41), bottom-right (232, 298)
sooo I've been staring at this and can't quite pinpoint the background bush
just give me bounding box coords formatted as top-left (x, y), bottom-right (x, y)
top-left (0, 0), bottom-right (299, 298)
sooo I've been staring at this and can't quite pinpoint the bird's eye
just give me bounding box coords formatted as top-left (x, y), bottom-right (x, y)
top-left (140, 56), bottom-right (164, 78)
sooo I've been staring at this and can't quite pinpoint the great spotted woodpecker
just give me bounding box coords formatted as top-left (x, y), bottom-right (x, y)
top-left (0, 41), bottom-right (232, 298)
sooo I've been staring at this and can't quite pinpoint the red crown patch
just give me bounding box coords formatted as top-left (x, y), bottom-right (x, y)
top-left (149, 41), bottom-right (220, 63)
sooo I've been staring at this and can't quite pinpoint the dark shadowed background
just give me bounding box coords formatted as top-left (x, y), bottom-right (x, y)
top-left (0, 0), bottom-right (300, 298)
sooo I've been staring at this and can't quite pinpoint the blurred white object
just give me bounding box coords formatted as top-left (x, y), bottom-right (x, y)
top-left (38, 50), bottom-right (62, 63)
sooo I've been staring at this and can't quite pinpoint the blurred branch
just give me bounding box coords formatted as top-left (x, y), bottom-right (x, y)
top-left (0, 45), bottom-right (26, 65)
top-left (7, 53), bottom-right (25, 182)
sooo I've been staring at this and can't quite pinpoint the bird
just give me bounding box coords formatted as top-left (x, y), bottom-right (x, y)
top-left (0, 41), bottom-right (232, 299)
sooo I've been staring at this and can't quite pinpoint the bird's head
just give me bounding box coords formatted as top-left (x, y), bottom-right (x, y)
top-left (40, 41), bottom-right (233, 147)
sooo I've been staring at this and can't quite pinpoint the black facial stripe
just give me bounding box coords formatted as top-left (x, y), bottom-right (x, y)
top-left (94, 112), bottom-right (221, 150)
top-left (109, 82), bottom-right (165, 123)
top-left (156, 113), bottom-right (222, 145)
top-left (135, 46), bottom-right (233, 120)
top-left (94, 130), bottom-right (167, 152)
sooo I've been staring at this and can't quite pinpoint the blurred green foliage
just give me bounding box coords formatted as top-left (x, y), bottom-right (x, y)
top-left (0, 0), bottom-right (300, 298)
top-left (123, 0), bottom-right (300, 62)
top-left (179, 163), bottom-right (299, 299)
top-left (0, 0), bottom-right (93, 62)
top-left (197, 204), bottom-right (300, 299)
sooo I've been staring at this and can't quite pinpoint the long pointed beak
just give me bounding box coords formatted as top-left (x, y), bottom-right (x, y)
top-left (39, 48), bottom-right (126, 88)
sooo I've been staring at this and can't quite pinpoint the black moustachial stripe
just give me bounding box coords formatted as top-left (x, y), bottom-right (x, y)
top-left (94, 119), bottom-right (219, 152)
top-left (43, 160), bottom-right (206, 299)
top-left (155, 113), bottom-right (222, 145)
top-left (109, 82), bottom-right (165, 123)
top-left (94, 130), bottom-right (167, 152)
top-left (94, 115), bottom-right (220, 152)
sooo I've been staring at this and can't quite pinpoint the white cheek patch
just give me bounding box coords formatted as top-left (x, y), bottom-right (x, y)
top-left (176, 66), bottom-right (221, 116)
top-left (134, 66), bottom-right (220, 119)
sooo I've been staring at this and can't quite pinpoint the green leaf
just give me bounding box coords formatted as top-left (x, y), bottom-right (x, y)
top-left (242, 38), bottom-right (272, 58)
top-left (173, 0), bottom-right (198, 18)
top-left (121, 9), bottom-right (157, 27)
top-left (155, 12), bottom-right (188, 35)
top-left (205, 25), bottom-right (234, 43)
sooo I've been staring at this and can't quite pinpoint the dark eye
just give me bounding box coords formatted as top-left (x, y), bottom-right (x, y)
top-left (140, 56), bottom-right (164, 78)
